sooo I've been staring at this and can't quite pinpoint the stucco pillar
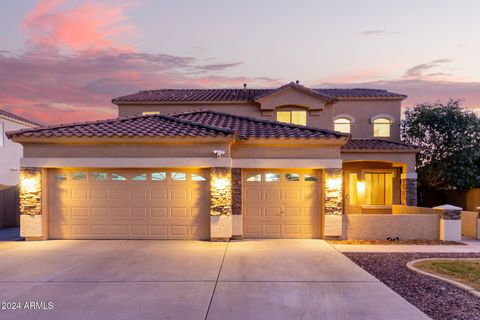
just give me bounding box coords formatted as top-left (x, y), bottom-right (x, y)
top-left (231, 168), bottom-right (243, 239)
top-left (324, 168), bottom-right (343, 238)
top-left (210, 167), bottom-right (232, 241)
top-left (401, 173), bottom-right (418, 206)
top-left (433, 204), bottom-right (462, 242)
top-left (477, 207), bottom-right (480, 240)
top-left (19, 167), bottom-right (46, 240)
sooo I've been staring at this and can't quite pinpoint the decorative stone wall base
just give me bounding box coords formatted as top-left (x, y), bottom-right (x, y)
top-left (232, 214), bottom-right (243, 238)
top-left (210, 215), bottom-right (232, 241)
top-left (20, 214), bottom-right (43, 239)
top-left (401, 178), bottom-right (417, 206)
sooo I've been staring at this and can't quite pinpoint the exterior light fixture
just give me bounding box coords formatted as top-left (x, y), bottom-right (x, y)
top-left (21, 177), bottom-right (38, 193)
top-left (212, 177), bottom-right (230, 190)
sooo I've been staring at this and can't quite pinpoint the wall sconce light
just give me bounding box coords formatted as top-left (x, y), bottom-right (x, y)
top-left (212, 177), bottom-right (230, 190)
top-left (356, 181), bottom-right (366, 193)
top-left (21, 177), bottom-right (38, 193)
top-left (326, 177), bottom-right (342, 190)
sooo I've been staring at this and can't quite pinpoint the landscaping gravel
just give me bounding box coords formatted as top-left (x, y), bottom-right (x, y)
top-left (345, 252), bottom-right (480, 320)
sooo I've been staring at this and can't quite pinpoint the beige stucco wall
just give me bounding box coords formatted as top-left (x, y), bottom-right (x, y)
top-left (0, 118), bottom-right (35, 185)
top-left (466, 189), bottom-right (480, 211)
top-left (343, 214), bottom-right (439, 240)
top-left (392, 205), bottom-right (435, 215)
top-left (334, 99), bottom-right (402, 141)
top-left (232, 143), bottom-right (340, 159)
top-left (23, 141), bottom-right (232, 158)
top-left (341, 152), bottom-right (416, 172)
top-left (461, 211), bottom-right (478, 238)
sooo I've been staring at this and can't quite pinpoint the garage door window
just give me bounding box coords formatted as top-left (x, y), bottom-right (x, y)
top-left (265, 173), bottom-right (280, 182)
top-left (172, 172), bottom-right (187, 181)
top-left (55, 174), bottom-right (67, 181)
top-left (72, 172), bottom-right (87, 181)
top-left (191, 173), bottom-right (206, 181)
top-left (285, 173), bottom-right (300, 181)
top-left (246, 174), bottom-right (261, 182)
top-left (92, 172), bottom-right (107, 181)
top-left (151, 172), bottom-right (166, 181)
top-left (132, 173), bottom-right (147, 181)
top-left (112, 173), bottom-right (127, 181)
top-left (304, 174), bottom-right (318, 182)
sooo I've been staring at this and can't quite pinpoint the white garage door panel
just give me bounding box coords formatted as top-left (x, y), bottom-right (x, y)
top-left (48, 169), bottom-right (210, 240)
top-left (243, 169), bottom-right (322, 239)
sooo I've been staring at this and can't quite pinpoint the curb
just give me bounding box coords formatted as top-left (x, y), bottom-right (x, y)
top-left (407, 258), bottom-right (480, 298)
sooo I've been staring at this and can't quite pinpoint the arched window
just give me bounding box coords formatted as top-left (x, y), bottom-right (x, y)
top-left (373, 118), bottom-right (391, 137)
top-left (334, 118), bottom-right (352, 133)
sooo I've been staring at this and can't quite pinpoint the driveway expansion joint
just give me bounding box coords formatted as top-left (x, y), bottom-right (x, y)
top-left (204, 240), bottom-right (230, 320)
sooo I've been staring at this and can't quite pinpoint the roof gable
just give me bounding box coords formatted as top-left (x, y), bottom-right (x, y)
top-left (0, 110), bottom-right (41, 127)
top-left (254, 82), bottom-right (336, 103)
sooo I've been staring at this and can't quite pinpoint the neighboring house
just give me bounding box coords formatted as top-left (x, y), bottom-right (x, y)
top-left (7, 82), bottom-right (421, 241)
top-left (0, 110), bottom-right (40, 186)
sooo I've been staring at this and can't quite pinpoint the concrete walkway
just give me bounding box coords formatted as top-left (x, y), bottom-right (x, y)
top-left (332, 238), bottom-right (480, 253)
top-left (0, 240), bottom-right (428, 320)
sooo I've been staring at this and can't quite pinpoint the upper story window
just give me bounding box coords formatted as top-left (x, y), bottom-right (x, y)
top-left (373, 118), bottom-right (391, 137)
top-left (276, 110), bottom-right (307, 126)
top-left (334, 118), bottom-right (351, 133)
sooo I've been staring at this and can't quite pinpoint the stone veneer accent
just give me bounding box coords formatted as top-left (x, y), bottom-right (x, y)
top-left (434, 207), bottom-right (461, 220)
top-left (401, 178), bottom-right (417, 206)
top-left (210, 167), bottom-right (232, 216)
top-left (19, 167), bottom-right (42, 216)
top-left (324, 168), bottom-right (343, 215)
top-left (231, 168), bottom-right (242, 215)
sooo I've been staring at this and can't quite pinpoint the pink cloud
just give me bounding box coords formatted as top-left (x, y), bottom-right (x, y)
top-left (22, 0), bottom-right (135, 52)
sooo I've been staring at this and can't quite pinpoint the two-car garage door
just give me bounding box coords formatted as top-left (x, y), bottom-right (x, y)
top-left (48, 169), bottom-right (210, 240)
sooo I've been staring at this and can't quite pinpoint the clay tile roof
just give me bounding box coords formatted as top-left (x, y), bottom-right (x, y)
top-left (341, 139), bottom-right (421, 152)
top-left (172, 110), bottom-right (349, 140)
top-left (0, 109), bottom-right (41, 127)
top-left (112, 84), bottom-right (406, 104)
top-left (6, 114), bottom-right (234, 139)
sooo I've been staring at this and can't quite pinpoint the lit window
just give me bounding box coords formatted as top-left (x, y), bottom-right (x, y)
top-left (142, 111), bottom-right (160, 115)
top-left (265, 173), bottom-right (280, 182)
top-left (246, 174), bottom-right (261, 182)
top-left (349, 172), bottom-right (393, 205)
top-left (72, 172), bottom-right (87, 181)
top-left (55, 174), bottom-right (67, 181)
top-left (276, 110), bottom-right (307, 126)
top-left (192, 173), bottom-right (206, 181)
top-left (334, 118), bottom-right (351, 133)
top-left (111, 173), bottom-right (127, 181)
top-left (92, 172), bottom-right (107, 181)
top-left (285, 173), bottom-right (300, 181)
top-left (151, 172), bottom-right (166, 181)
top-left (132, 173), bottom-right (147, 181)
top-left (172, 172), bottom-right (187, 181)
top-left (373, 118), bottom-right (391, 137)
top-left (304, 174), bottom-right (318, 182)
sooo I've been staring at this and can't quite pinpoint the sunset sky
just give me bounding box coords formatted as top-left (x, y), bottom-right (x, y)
top-left (1, 0), bottom-right (480, 124)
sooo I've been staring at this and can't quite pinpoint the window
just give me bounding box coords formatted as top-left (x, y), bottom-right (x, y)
top-left (304, 174), bottom-right (319, 182)
top-left (265, 173), bottom-right (280, 182)
top-left (55, 174), bottom-right (67, 181)
top-left (142, 111), bottom-right (160, 115)
top-left (151, 172), bottom-right (166, 181)
top-left (276, 110), bottom-right (307, 126)
top-left (0, 122), bottom-right (3, 147)
top-left (349, 172), bottom-right (393, 205)
top-left (171, 172), bottom-right (187, 181)
top-left (92, 172), bottom-right (107, 181)
top-left (72, 171), bottom-right (87, 181)
top-left (334, 118), bottom-right (351, 133)
top-left (373, 118), bottom-right (391, 137)
top-left (111, 173), bottom-right (127, 181)
top-left (191, 173), bottom-right (206, 181)
top-left (285, 173), bottom-right (300, 181)
top-left (132, 173), bottom-right (147, 181)
top-left (246, 174), bottom-right (261, 182)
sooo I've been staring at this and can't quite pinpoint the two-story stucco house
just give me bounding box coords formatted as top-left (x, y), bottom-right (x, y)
top-left (7, 82), bottom-right (421, 241)
top-left (0, 110), bottom-right (40, 186)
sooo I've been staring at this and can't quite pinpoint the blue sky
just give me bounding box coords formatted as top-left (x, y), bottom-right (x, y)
top-left (1, 0), bottom-right (479, 123)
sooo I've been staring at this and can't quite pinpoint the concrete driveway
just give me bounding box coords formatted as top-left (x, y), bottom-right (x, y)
top-left (0, 240), bottom-right (428, 320)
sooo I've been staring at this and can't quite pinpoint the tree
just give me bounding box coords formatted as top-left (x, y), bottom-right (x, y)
top-left (401, 99), bottom-right (480, 190)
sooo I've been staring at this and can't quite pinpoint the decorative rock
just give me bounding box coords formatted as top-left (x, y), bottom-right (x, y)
top-left (19, 167), bottom-right (42, 216)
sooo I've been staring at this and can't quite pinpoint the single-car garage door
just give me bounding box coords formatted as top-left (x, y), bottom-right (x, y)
top-left (48, 169), bottom-right (210, 239)
top-left (243, 169), bottom-right (322, 238)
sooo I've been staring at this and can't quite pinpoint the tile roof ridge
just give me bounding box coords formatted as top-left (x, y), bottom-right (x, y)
top-left (172, 109), bottom-right (350, 138)
top-left (6, 113), bottom-right (235, 138)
